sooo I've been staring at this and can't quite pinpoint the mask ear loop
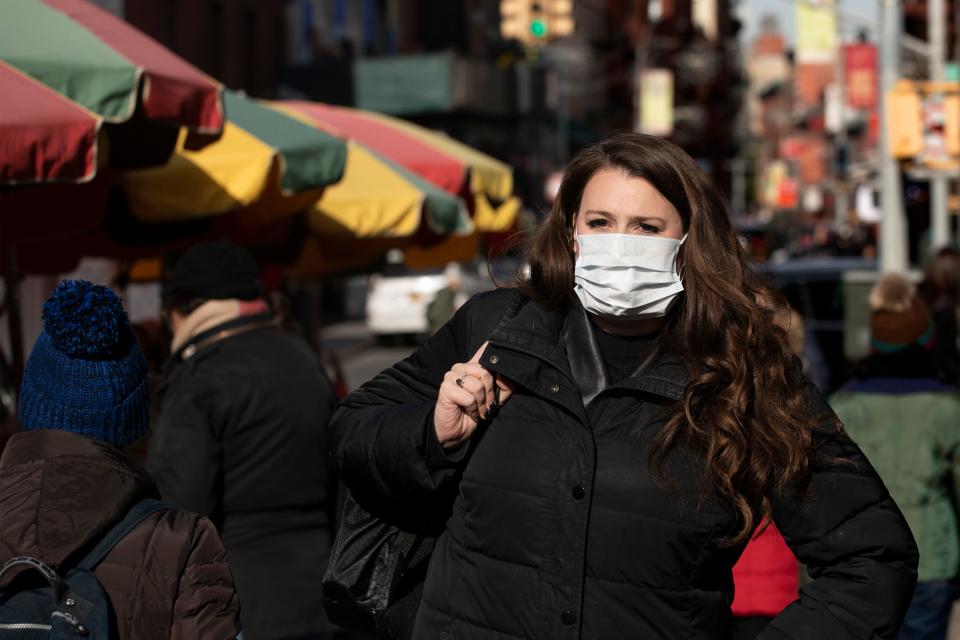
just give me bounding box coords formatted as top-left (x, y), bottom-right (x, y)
top-left (675, 233), bottom-right (688, 282)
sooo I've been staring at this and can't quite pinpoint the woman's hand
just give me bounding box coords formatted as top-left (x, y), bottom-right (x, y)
top-left (435, 342), bottom-right (514, 448)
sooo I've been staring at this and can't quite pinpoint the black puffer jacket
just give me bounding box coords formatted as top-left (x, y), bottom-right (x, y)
top-left (148, 314), bottom-right (339, 640)
top-left (331, 289), bottom-right (918, 640)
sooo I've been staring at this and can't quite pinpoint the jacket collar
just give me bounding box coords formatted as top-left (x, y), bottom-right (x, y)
top-left (167, 312), bottom-right (275, 369)
top-left (485, 298), bottom-right (686, 420)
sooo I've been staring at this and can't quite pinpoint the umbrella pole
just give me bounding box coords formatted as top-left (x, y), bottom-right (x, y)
top-left (2, 243), bottom-right (24, 393)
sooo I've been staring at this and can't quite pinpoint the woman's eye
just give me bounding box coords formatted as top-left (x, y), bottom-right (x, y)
top-left (638, 223), bottom-right (660, 233)
top-left (587, 219), bottom-right (608, 228)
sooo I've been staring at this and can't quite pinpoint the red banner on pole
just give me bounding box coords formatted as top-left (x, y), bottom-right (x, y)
top-left (844, 43), bottom-right (878, 109)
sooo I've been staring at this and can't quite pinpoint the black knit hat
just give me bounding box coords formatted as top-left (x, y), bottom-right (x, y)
top-left (164, 241), bottom-right (263, 304)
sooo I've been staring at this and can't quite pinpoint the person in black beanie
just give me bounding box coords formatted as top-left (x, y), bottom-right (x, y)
top-left (0, 280), bottom-right (240, 639)
top-left (148, 241), bottom-right (340, 640)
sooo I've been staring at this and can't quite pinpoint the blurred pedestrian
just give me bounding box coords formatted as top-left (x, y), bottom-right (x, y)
top-left (919, 247), bottom-right (960, 383)
top-left (0, 280), bottom-right (239, 639)
top-left (831, 272), bottom-right (960, 640)
top-left (426, 262), bottom-right (464, 336)
top-left (330, 133), bottom-right (917, 639)
top-left (148, 241), bottom-right (340, 640)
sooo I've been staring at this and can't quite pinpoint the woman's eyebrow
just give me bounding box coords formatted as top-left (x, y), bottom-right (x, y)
top-left (582, 210), bottom-right (667, 227)
top-left (583, 209), bottom-right (616, 219)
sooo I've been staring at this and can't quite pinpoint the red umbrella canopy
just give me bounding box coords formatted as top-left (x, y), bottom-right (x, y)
top-left (0, 0), bottom-right (225, 185)
top-left (0, 63), bottom-right (100, 184)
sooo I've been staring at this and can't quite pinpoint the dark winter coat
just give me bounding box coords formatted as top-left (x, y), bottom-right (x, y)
top-left (148, 314), bottom-right (339, 639)
top-left (330, 288), bottom-right (919, 640)
top-left (0, 429), bottom-right (239, 639)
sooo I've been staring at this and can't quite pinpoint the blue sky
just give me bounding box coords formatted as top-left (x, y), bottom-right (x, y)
top-left (738, 0), bottom-right (880, 47)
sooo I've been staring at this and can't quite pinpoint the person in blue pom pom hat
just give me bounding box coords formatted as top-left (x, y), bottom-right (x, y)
top-left (0, 279), bottom-right (240, 639)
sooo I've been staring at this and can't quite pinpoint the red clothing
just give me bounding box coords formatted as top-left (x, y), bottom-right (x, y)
top-left (732, 524), bottom-right (800, 617)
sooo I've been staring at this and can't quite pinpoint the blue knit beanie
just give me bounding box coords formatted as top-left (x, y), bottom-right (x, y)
top-left (18, 280), bottom-right (149, 448)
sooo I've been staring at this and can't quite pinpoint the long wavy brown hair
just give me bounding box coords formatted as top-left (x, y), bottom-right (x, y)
top-left (518, 132), bottom-right (821, 544)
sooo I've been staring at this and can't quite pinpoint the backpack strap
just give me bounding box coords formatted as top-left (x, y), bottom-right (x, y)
top-left (75, 498), bottom-right (170, 572)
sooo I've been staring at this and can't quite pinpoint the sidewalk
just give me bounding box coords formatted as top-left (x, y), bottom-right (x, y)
top-left (320, 321), bottom-right (373, 358)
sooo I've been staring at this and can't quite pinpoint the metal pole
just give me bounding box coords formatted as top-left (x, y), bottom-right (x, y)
top-left (956, 0), bottom-right (960, 246)
top-left (880, 0), bottom-right (908, 271)
top-left (929, 0), bottom-right (950, 248)
top-left (556, 60), bottom-right (569, 165)
top-left (833, 4), bottom-right (849, 224)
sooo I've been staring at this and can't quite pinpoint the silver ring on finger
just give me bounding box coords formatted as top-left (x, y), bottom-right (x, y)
top-left (455, 376), bottom-right (465, 387)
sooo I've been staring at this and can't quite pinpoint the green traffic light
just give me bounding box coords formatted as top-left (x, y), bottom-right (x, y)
top-left (530, 18), bottom-right (547, 38)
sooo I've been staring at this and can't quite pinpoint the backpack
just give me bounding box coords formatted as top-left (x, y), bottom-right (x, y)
top-left (0, 498), bottom-right (168, 639)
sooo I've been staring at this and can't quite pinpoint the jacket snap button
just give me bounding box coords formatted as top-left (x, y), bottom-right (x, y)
top-left (572, 485), bottom-right (586, 500)
top-left (65, 597), bottom-right (76, 607)
top-left (549, 383), bottom-right (560, 394)
top-left (488, 354), bottom-right (499, 364)
top-left (561, 609), bottom-right (576, 626)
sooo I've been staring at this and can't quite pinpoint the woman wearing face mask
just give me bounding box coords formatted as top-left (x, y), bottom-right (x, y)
top-left (329, 133), bottom-right (918, 639)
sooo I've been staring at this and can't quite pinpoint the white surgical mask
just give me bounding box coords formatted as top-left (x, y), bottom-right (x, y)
top-left (574, 233), bottom-right (685, 319)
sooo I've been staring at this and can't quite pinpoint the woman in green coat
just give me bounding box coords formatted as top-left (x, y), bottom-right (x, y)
top-left (831, 272), bottom-right (960, 640)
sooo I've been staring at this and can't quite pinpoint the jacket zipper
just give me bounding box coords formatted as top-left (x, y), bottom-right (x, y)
top-left (0, 622), bottom-right (53, 630)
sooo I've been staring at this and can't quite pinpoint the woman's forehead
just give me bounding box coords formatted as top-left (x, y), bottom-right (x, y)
top-left (579, 168), bottom-right (678, 219)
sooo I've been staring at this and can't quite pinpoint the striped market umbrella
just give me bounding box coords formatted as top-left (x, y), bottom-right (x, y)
top-left (306, 140), bottom-right (472, 238)
top-left (0, 64), bottom-right (102, 184)
top-left (0, 0), bottom-right (224, 185)
top-left (121, 93), bottom-right (471, 241)
top-left (118, 91), bottom-right (347, 223)
top-left (5, 93), bottom-right (476, 278)
top-left (278, 101), bottom-right (520, 233)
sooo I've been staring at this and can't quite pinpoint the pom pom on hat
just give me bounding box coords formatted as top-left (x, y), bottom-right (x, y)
top-left (18, 280), bottom-right (149, 448)
top-left (42, 279), bottom-right (129, 359)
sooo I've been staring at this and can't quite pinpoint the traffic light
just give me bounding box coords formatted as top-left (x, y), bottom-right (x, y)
top-left (500, 0), bottom-right (574, 45)
top-left (546, 0), bottom-right (575, 38)
top-left (885, 81), bottom-right (923, 158)
top-left (500, 0), bottom-right (533, 42)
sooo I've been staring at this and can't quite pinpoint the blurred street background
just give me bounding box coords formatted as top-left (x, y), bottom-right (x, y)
top-left (3, 0), bottom-right (958, 397)
top-left (1, 0), bottom-right (959, 634)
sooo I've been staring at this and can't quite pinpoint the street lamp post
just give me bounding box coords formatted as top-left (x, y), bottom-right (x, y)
top-left (879, 0), bottom-right (909, 271)
top-left (833, 4), bottom-right (849, 225)
top-left (929, 0), bottom-right (950, 248)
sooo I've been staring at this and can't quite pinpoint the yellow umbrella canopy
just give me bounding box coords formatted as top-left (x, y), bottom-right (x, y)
top-left (119, 91), bottom-right (346, 222)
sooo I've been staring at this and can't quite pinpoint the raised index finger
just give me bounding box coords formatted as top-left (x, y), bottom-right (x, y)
top-left (469, 341), bottom-right (490, 364)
